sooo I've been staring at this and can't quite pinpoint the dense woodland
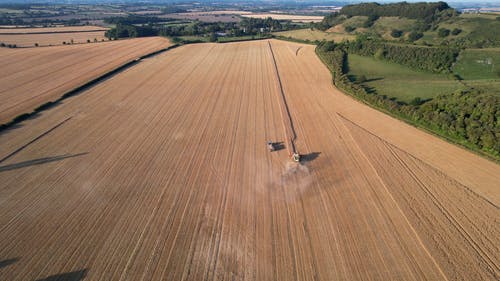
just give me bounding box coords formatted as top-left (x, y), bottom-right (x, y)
top-left (339, 2), bottom-right (453, 22)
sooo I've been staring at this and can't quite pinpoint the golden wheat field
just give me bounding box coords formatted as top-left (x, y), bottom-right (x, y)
top-left (0, 40), bottom-right (498, 280)
top-left (0, 37), bottom-right (172, 124)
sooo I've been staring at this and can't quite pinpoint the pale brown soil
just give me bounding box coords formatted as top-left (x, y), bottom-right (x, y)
top-left (0, 31), bottom-right (108, 47)
top-left (0, 40), bottom-right (497, 280)
top-left (0, 37), bottom-right (172, 124)
top-left (0, 26), bottom-right (108, 34)
top-left (161, 13), bottom-right (240, 23)
top-left (242, 14), bottom-right (324, 23)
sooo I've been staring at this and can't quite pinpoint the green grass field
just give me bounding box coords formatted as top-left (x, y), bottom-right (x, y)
top-left (452, 48), bottom-right (500, 96)
top-left (347, 54), bottom-right (464, 103)
top-left (273, 28), bottom-right (355, 43)
top-left (453, 48), bottom-right (500, 80)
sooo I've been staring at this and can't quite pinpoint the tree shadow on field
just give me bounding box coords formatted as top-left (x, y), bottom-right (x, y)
top-left (36, 269), bottom-right (88, 281)
top-left (0, 258), bottom-right (19, 269)
top-left (0, 153), bottom-right (88, 173)
top-left (301, 152), bottom-right (321, 163)
top-left (364, 77), bottom-right (384, 83)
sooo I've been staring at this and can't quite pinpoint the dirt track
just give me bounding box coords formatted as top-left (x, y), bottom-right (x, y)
top-left (0, 37), bottom-right (172, 124)
top-left (0, 40), bottom-right (498, 280)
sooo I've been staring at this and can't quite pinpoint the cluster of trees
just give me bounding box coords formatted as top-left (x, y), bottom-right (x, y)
top-left (106, 16), bottom-right (291, 39)
top-left (339, 2), bottom-right (453, 22)
top-left (316, 41), bottom-right (499, 158)
top-left (105, 24), bottom-right (157, 39)
top-left (416, 90), bottom-right (499, 154)
top-left (344, 38), bottom-right (458, 73)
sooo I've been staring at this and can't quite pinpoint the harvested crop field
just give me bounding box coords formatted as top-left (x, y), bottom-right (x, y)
top-left (0, 25), bottom-right (108, 34)
top-left (160, 13), bottom-right (240, 23)
top-left (0, 36), bottom-right (172, 124)
top-left (0, 40), bottom-right (498, 280)
top-left (242, 13), bottom-right (324, 22)
top-left (0, 31), bottom-right (108, 47)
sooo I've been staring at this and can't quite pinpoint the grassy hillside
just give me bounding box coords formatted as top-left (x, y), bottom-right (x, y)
top-left (347, 54), bottom-right (464, 103)
top-left (317, 12), bottom-right (500, 48)
top-left (273, 28), bottom-right (355, 43)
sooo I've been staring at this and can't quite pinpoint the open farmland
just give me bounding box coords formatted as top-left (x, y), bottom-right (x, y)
top-left (0, 37), bottom-right (172, 124)
top-left (0, 26), bottom-right (108, 34)
top-left (0, 40), bottom-right (498, 280)
top-left (242, 13), bottom-right (323, 22)
top-left (0, 25), bottom-right (110, 47)
top-left (0, 31), bottom-right (108, 47)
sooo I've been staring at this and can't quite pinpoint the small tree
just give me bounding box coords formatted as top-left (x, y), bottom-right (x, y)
top-left (438, 28), bottom-right (450, 37)
top-left (34, 43), bottom-right (39, 47)
top-left (409, 97), bottom-right (423, 106)
top-left (391, 29), bottom-right (403, 38)
top-left (87, 39), bottom-right (91, 43)
top-left (62, 41), bottom-right (66, 45)
top-left (408, 31), bottom-right (423, 42)
top-left (209, 32), bottom-right (218, 42)
top-left (451, 28), bottom-right (462, 35)
top-left (345, 26), bottom-right (355, 33)
top-left (321, 41), bottom-right (336, 52)
top-left (357, 75), bottom-right (367, 83)
top-left (374, 48), bottom-right (385, 60)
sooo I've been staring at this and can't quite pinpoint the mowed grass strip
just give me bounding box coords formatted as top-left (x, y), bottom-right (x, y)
top-left (347, 54), bottom-right (464, 103)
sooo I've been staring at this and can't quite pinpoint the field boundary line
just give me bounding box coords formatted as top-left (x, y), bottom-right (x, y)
top-left (335, 112), bottom-right (450, 281)
top-left (0, 116), bottom-right (72, 164)
top-left (337, 113), bottom-right (499, 209)
top-left (0, 43), bottom-right (180, 134)
top-left (267, 40), bottom-right (297, 156)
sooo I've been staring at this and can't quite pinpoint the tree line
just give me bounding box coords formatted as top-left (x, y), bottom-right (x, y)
top-left (316, 41), bottom-right (499, 159)
top-left (339, 2), bottom-right (453, 22)
top-left (105, 16), bottom-right (294, 39)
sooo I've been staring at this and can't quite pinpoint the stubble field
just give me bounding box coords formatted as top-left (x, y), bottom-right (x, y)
top-left (0, 31), bottom-right (109, 47)
top-left (0, 39), bottom-right (498, 280)
top-left (0, 26), bottom-right (108, 34)
top-left (0, 36), bottom-right (172, 124)
top-left (241, 14), bottom-right (323, 23)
